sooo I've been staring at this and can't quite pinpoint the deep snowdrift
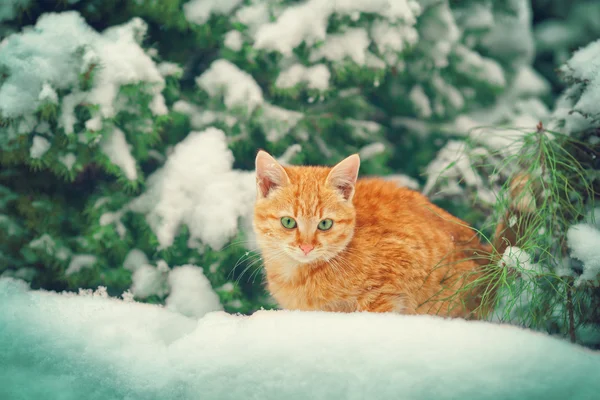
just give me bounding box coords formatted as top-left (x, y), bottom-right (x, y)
top-left (0, 277), bottom-right (598, 400)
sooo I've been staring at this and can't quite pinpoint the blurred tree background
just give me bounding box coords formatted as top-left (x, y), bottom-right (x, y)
top-left (0, 0), bottom-right (598, 346)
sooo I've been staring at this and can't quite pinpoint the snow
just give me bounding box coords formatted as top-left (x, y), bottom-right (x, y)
top-left (196, 59), bottom-right (264, 113)
top-left (512, 65), bottom-right (550, 96)
top-left (500, 246), bottom-right (542, 278)
top-left (38, 82), bottom-right (58, 103)
top-left (233, 2), bottom-right (270, 34)
top-left (165, 265), bottom-right (222, 319)
top-left (454, 44), bottom-right (506, 87)
top-left (358, 142), bottom-right (386, 160)
top-left (384, 174), bottom-right (420, 190)
top-left (85, 115), bottom-right (102, 131)
top-left (277, 144), bottom-right (303, 165)
top-left (224, 30), bottom-right (244, 51)
top-left (1, 276), bottom-right (599, 400)
top-left (122, 249), bottom-right (148, 272)
top-left (0, 12), bottom-right (166, 131)
top-left (65, 254), bottom-right (97, 276)
top-left (409, 85), bottom-right (432, 118)
top-left (454, 2), bottom-right (494, 30)
top-left (432, 75), bottom-right (464, 111)
top-left (30, 136), bottom-right (51, 159)
top-left (253, 0), bottom-right (420, 56)
top-left (371, 21), bottom-right (418, 64)
top-left (260, 103), bottom-right (303, 142)
top-left (423, 140), bottom-right (497, 204)
top-left (128, 261), bottom-right (222, 318)
top-left (183, 0), bottom-right (243, 25)
top-left (417, 1), bottom-right (460, 69)
top-left (129, 128), bottom-right (256, 251)
top-left (100, 127), bottom-right (138, 180)
top-left (172, 100), bottom-right (236, 130)
top-left (275, 63), bottom-right (330, 90)
top-left (310, 28), bottom-right (371, 65)
top-left (559, 38), bottom-right (600, 124)
top-left (567, 223), bottom-right (600, 285)
top-left (59, 153), bottom-right (77, 170)
top-left (480, 0), bottom-right (534, 67)
top-left (130, 261), bottom-right (169, 299)
top-left (28, 234), bottom-right (56, 251)
top-left (99, 211), bottom-right (127, 238)
top-left (157, 62), bottom-right (183, 78)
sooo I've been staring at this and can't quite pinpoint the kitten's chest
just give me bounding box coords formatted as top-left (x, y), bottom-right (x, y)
top-left (266, 265), bottom-right (358, 312)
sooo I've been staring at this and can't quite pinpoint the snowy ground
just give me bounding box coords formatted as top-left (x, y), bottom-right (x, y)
top-left (1, 277), bottom-right (598, 400)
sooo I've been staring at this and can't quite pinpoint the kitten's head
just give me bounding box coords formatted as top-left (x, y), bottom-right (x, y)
top-left (253, 150), bottom-right (360, 264)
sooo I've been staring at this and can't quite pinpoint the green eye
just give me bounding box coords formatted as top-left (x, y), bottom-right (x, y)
top-left (318, 219), bottom-right (333, 231)
top-left (280, 217), bottom-right (297, 229)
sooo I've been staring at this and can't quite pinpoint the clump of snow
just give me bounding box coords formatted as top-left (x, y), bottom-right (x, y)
top-left (384, 174), bottom-right (420, 190)
top-left (1, 277), bottom-right (599, 400)
top-left (123, 249), bottom-right (148, 272)
top-left (0, 12), bottom-right (166, 130)
top-left (224, 30), bottom-right (244, 51)
top-left (172, 100), bottom-right (236, 130)
top-left (253, 0), bottom-right (420, 56)
top-left (100, 127), bottom-right (137, 180)
top-left (500, 246), bottom-right (542, 278)
top-left (310, 28), bottom-right (373, 65)
top-left (479, 0), bottom-right (534, 69)
top-left (512, 65), bottom-right (550, 97)
top-left (196, 59), bottom-right (263, 113)
top-left (28, 234), bottom-right (56, 251)
top-left (567, 223), bottom-right (600, 285)
top-left (130, 261), bottom-right (169, 299)
top-left (358, 142), bottom-right (386, 160)
top-left (275, 64), bottom-right (330, 90)
top-left (233, 2), bottom-right (270, 34)
top-left (409, 85), bottom-right (432, 118)
top-left (129, 128), bottom-right (256, 250)
top-left (554, 38), bottom-right (600, 133)
top-left (183, 0), bottom-right (243, 25)
top-left (260, 104), bottom-right (303, 142)
top-left (423, 140), bottom-right (492, 202)
top-left (99, 210), bottom-right (127, 238)
top-left (371, 20), bottom-right (418, 64)
top-left (157, 62), bottom-right (183, 78)
top-left (276, 144), bottom-right (302, 165)
top-left (59, 153), bottom-right (77, 170)
top-left (165, 265), bottom-right (222, 319)
top-left (416, 1), bottom-right (459, 69)
top-left (453, 44), bottom-right (505, 87)
top-left (38, 82), bottom-right (59, 103)
top-left (27, 234), bottom-right (70, 261)
top-left (431, 74), bottom-right (464, 112)
top-left (85, 115), bottom-right (102, 131)
top-left (30, 136), bottom-right (51, 159)
top-left (65, 254), bottom-right (97, 275)
top-left (453, 1), bottom-right (493, 30)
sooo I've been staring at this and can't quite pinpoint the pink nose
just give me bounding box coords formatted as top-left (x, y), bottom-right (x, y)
top-left (299, 244), bottom-right (314, 255)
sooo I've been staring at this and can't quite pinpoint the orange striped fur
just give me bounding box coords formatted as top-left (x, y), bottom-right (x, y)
top-left (253, 151), bottom-right (495, 318)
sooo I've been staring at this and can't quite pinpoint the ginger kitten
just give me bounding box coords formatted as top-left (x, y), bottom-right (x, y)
top-left (252, 151), bottom-right (496, 318)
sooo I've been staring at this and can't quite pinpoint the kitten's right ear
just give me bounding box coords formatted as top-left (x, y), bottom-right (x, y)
top-left (327, 154), bottom-right (360, 201)
top-left (255, 150), bottom-right (290, 198)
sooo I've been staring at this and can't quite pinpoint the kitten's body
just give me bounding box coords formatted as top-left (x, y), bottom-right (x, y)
top-left (253, 152), bottom-right (498, 318)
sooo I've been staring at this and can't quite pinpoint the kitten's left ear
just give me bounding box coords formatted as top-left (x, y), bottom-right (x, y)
top-left (326, 154), bottom-right (360, 201)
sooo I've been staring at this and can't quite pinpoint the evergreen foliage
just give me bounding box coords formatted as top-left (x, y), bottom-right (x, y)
top-left (0, 0), bottom-right (598, 345)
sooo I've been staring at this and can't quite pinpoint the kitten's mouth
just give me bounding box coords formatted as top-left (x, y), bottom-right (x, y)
top-left (289, 249), bottom-right (321, 264)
